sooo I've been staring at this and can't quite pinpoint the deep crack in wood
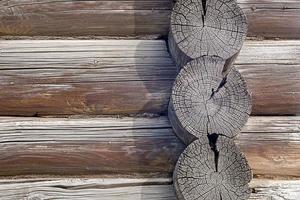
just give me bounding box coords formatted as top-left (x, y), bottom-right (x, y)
top-left (169, 0), bottom-right (248, 68)
top-left (201, 0), bottom-right (207, 25)
top-left (174, 137), bottom-right (252, 200)
top-left (208, 133), bottom-right (220, 172)
top-left (169, 56), bottom-right (252, 144)
top-left (168, 1), bottom-right (252, 199)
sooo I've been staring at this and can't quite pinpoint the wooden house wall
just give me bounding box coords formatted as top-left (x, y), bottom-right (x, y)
top-left (0, 0), bottom-right (299, 198)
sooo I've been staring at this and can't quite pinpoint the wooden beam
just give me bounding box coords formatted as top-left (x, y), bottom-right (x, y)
top-left (237, 40), bottom-right (300, 115)
top-left (0, 40), bottom-right (299, 116)
top-left (0, 0), bottom-right (171, 38)
top-left (0, 40), bottom-right (176, 116)
top-left (239, 0), bottom-right (300, 39)
top-left (0, 0), bottom-right (299, 38)
top-left (0, 178), bottom-right (298, 200)
top-left (0, 116), bottom-right (299, 177)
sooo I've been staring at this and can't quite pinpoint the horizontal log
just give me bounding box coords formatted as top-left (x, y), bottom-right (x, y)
top-left (239, 0), bottom-right (300, 39)
top-left (249, 179), bottom-right (300, 200)
top-left (0, 40), bottom-right (176, 116)
top-left (0, 178), bottom-right (298, 200)
top-left (0, 0), bottom-right (171, 38)
top-left (237, 40), bottom-right (300, 115)
top-left (0, 116), bottom-right (299, 177)
top-left (0, 40), bottom-right (299, 116)
top-left (0, 0), bottom-right (299, 38)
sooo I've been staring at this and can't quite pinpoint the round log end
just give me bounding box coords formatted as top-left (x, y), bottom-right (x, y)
top-left (170, 56), bottom-right (251, 141)
top-left (174, 136), bottom-right (252, 200)
top-left (168, 101), bottom-right (198, 145)
top-left (170, 0), bottom-right (247, 60)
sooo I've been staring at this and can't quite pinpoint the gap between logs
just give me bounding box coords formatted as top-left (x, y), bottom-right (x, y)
top-left (210, 74), bottom-right (228, 99)
top-left (201, 0), bottom-right (207, 25)
top-left (207, 133), bottom-right (220, 172)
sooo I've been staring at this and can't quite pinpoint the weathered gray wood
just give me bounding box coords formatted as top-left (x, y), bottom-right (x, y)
top-left (169, 0), bottom-right (247, 68)
top-left (239, 0), bottom-right (300, 39)
top-left (168, 101), bottom-right (197, 144)
top-left (0, 178), bottom-right (298, 200)
top-left (0, 40), bottom-right (299, 116)
top-left (0, 40), bottom-right (176, 116)
top-left (0, 0), bottom-right (299, 38)
top-left (249, 179), bottom-right (300, 200)
top-left (169, 0), bottom-right (251, 195)
top-left (0, 0), bottom-right (172, 38)
top-left (0, 178), bottom-right (176, 200)
top-left (0, 116), bottom-right (183, 177)
top-left (170, 57), bottom-right (251, 144)
top-left (168, 32), bottom-right (190, 70)
top-left (174, 137), bottom-right (252, 200)
top-left (0, 116), bottom-right (299, 177)
top-left (237, 40), bottom-right (300, 115)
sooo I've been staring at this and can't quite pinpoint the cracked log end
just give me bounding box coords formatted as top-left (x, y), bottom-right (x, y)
top-left (169, 0), bottom-right (247, 68)
top-left (169, 56), bottom-right (251, 144)
top-left (174, 137), bottom-right (252, 200)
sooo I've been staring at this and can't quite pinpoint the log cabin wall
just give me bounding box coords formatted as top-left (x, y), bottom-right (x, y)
top-left (0, 0), bottom-right (299, 199)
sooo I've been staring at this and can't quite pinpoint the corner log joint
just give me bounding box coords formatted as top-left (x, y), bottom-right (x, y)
top-left (168, 0), bottom-right (252, 199)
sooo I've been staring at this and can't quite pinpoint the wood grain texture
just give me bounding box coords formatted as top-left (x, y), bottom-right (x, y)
top-left (0, 178), bottom-right (298, 200)
top-left (170, 0), bottom-right (247, 60)
top-left (0, 116), bottom-right (299, 177)
top-left (239, 0), bottom-right (300, 39)
top-left (0, 40), bottom-right (177, 116)
top-left (170, 57), bottom-right (251, 143)
top-left (168, 31), bottom-right (241, 70)
top-left (0, 39), bottom-right (299, 116)
top-left (174, 137), bottom-right (252, 200)
top-left (249, 179), bottom-right (300, 200)
top-left (0, 0), bottom-right (172, 37)
top-left (237, 40), bottom-right (300, 115)
top-left (0, 178), bottom-right (176, 200)
top-left (0, 0), bottom-right (299, 38)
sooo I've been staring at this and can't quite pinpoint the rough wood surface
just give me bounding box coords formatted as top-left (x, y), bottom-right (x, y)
top-left (169, 0), bottom-right (247, 67)
top-left (0, 0), bottom-right (172, 37)
top-left (0, 40), bottom-right (299, 116)
top-left (174, 137), bottom-right (252, 200)
top-left (0, 0), bottom-right (299, 38)
top-left (169, 1), bottom-right (251, 196)
top-left (0, 178), bottom-right (176, 200)
top-left (170, 57), bottom-right (251, 144)
top-left (0, 116), bottom-right (299, 177)
top-left (168, 25), bottom-right (241, 70)
top-left (237, 40), bottom-right (300, 115)
top-left (249, 179), bottom-right (300, 200)
top-left (0, 178), bottom-right (298, 200)
top-left (239, 0), bottom-right (300, 39)
top-left (0, 40), bottom-right (176, 116)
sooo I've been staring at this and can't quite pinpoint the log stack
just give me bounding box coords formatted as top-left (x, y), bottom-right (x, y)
top-left (168, 0), bottom-right (253, 199)
top-left (0, 0), bottom-right (299, 199)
